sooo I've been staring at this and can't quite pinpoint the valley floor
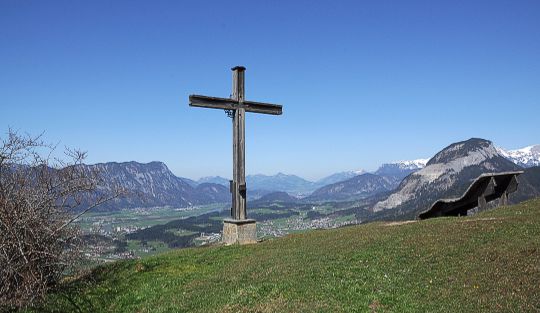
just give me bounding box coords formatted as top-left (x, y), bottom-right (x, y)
top-left (35, 199), bottom-right (540, 312)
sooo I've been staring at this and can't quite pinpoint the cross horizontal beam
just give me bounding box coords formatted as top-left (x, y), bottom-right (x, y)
top-left (189, 95), bottom-right (282, 115)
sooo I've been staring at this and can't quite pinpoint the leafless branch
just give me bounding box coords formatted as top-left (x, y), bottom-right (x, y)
top-left (0, 129), bottom-right (119, 310)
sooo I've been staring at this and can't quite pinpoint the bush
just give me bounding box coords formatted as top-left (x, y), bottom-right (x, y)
top-left (0, 130), bottom-right (118, 310)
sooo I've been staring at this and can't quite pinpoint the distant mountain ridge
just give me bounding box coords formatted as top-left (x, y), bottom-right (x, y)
top-left (315, 170), bottom-right (366, 186)
top-left (81, 161), bottom-right (229, 210)
top-left (303, 160), bottom-right (429, 202)
top-left (189, 162), bottom-right (428, 198)
top-left (308, 173), bottom-right (396, 201)
top-left (246, 173), bottom-right (316, 195)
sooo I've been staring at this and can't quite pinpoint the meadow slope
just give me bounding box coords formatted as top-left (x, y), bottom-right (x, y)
top-left (38, 199), bottom-right (540, 312)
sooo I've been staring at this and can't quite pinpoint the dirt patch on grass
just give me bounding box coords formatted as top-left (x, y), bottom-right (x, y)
top-left (384, 220), bottom-right (416, 227)
top-left (462, 217), bottom-right (501, 223)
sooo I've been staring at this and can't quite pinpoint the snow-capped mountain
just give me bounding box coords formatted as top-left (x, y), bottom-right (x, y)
top-left (387, 159), bottom-right (428, 170)
top-left (372, 138), bottom-right (521, 217)
top-left (497, 145), bottom-right (540, 168)
top-left (375, 159), bottom-right (428, 181)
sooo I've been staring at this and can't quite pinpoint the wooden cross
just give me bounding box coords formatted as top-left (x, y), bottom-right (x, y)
top-left (189, 66), bottom-right (282, 222)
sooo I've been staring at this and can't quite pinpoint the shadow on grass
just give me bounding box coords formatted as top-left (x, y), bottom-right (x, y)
top-left (38, 260), bottom-right (155, 313)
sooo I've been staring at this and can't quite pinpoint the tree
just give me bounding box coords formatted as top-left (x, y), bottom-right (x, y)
top-left (0, 130), bottom-right (120, 310)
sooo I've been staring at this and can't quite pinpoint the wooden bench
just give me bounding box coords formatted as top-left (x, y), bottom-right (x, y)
top-left (418, 171), bottom-right (523, 220)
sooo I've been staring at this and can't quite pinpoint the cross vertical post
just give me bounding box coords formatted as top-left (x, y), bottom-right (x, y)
top-left (231, 66), bottom-right (247, 220)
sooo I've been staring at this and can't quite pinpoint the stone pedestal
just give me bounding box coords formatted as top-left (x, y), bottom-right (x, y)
top-left (223, 219), bottom-right (257, 245)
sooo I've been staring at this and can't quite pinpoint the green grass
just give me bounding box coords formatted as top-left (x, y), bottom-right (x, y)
top-left (37, 199), bottom-right (540, 312)
top-left (126, 240), bottom-right (171, 258)
top-left (332, 213), bottom-right (357, 223)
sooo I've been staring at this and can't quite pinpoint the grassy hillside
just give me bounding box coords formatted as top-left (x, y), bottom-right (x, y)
top-left (38, 199), bottom-right (540, 312)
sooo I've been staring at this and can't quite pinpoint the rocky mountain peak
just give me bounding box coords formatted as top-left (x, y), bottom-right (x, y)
top-left (427, 138), bottom-right (497, 166)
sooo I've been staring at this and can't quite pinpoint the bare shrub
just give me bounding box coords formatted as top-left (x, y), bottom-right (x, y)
top-left (0, 129), bottom-right (120, 310)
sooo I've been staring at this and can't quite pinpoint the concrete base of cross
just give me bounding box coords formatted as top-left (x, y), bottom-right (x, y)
top-left (222, 219), bottom-right (257, 245)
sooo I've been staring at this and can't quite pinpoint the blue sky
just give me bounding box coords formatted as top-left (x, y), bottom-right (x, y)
top-left (1, 0), bottom-right (539, 180)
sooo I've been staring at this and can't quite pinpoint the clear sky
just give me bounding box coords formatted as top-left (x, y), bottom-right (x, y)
top-left (1, 0), bottom-right (539, 181)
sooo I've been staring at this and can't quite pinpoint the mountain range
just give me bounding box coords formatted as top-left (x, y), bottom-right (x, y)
top-left (190, 162), bottom-right (429, 198)
top-left (81, 140), bottom-right (540, 211)
top-left (195, 171), bottom-right (366, 196)
top-left (303, 142), bottom-right (540, 206)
